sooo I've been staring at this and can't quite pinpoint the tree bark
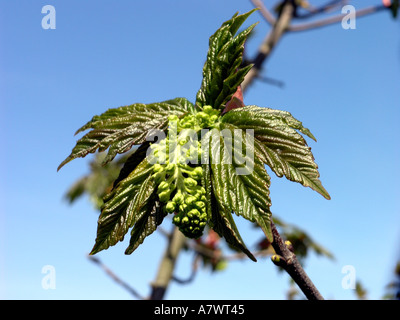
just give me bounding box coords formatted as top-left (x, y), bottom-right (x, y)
top-left (149, 226), bottom-right (186, 300)
top-left (270, 222), bottom-right (324, 300)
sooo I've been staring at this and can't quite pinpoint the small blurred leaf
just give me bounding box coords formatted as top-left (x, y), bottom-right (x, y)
top-left (355, 281), bottom-right (368, 300)
top-left (64, 153), bottom-right (128, 209)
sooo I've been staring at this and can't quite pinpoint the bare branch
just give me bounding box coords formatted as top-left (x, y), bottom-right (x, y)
top-left (149, 226), bottom-right (186, 300)
top-left (223, 248), bottom-right (273, 261)
top-left (88, 255), bottom-right (146, 300)
top-left (295, 0), bottom-right (348, 19)
top-left (172, 255), bottom-right (200, 285)
top-left (157, 226), bottom-right (171, 238)
top-left (269, 222), bottom-right (324, 300)
top-left (250, 0), bottom-right (277, 26)
top-left (289, 4), bottom-right (387, 32)
top-left (242, 1), bottom-right (295, 91)
top-left (256, 75), bottom-right (285, 88)
top-left (186, 240), bottom-right (217, 258)
top-left (249, 1), bottom-right (387, 33)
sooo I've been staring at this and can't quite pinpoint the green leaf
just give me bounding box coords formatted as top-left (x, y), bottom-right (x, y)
top-left (221, 106), bottom-right (331, 200)
top-left (125, 196), bottom-right (165, 255)
top-left (58, 98), bottom-right (193, 171)
top-left (201, 130), bottom-right (257, 260)
top-left (200, 162), bottom-right (214, 224)
top-left (112, 142), bottom-right (150, 189)
top-left (208, 125), bottom-right (273, 241)
top-left (89, 158), bottom-right (156, 255)
top-left (212, 200), bottom-right (257, 262)
top-left (196, 9), bottom-right (257, 110)
top-left (201, 124), bottom-right (273, 250)
top-left (64, 176), bottom-right (88, 204)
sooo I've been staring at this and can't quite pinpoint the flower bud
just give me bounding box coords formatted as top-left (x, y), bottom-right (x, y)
top-left (153, 163), bottom-right (163, 173)
top-left (203, 105), bottom-right (213, 113)
top-left (172, 192), bottom-right (184, 205)
top-left (178, 138), bottom-right (188, 146)
top-left (152, 171), bottom-right (165, 184)
top-left (168, 115), bottom-right (179, 122)
top-left (188, 208), bottom-right (200, 217)
top-left (166, 201), bottom-right (175, 213)
top-left (158, 190), bottom-right (171, 203)
top-left (210, 115), bottom-right (218, 123)
top-left (185, 196), bottom-right (197, 205)
top-left (190, 166), bottom-right (203, 179)
top-left (194, 201), bottom-right (205, 210)
top-left (184, 177), bottom-right (197, 188)
top-left (165, 163), bottom-right (175, 173)
top-left (181, 217), bottom-right (189, 224)
top-left (158, 181), bottom-right (169, 191)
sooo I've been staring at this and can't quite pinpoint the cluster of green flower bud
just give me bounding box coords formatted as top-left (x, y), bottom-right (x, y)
top-left (149, 108), bottom-right (221, 238)
top-left (152, 156), bottom-right (208, 238)
top-left (170, 178), bottom-right (207, 239)
top-left (168, 105), bottom-right (220, 132)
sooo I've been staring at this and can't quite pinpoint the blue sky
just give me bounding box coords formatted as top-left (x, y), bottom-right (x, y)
top-left (1, 0), bottom-right (399, 300)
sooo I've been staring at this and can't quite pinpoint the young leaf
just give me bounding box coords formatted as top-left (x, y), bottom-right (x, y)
top-left (112, 142), bottom-right (150, 189)
top-left (221, 106), bottom-right (331, 200)
top-left (200, 161), bottom-right (214, 224)
top-left (196, 10), bottom-right (257, 110)
top-left (58, 98), bottom-right (193, 170)
top-left (201, 130), bottom-right (256, 261)
top-left (211, 196), bottom-right (257, 262)
top-left (207, 125), bottom-right (273, 241)
top-left (125, 196), bottom-right (165, 255)
top-left (89, 158), bottom-right (155, 255)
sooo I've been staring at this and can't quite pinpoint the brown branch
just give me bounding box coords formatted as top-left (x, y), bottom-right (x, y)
top-left (223, 248), bottom-right (273, 261)
top-left (295, 0), bottom-right (348, 19)
top-left (251, 0), bottom-right (387, 34)
top-left (250, 0), bottom-right (277, 26)
top-left (242, 0), bottom-right (295, 91)
top-left (245, 1), bottom-right (388, 92)
top-left (248, 0), bottom-right (347, 26)
top-left (149, 226), bottom-right (186, 300)
top-left (88, 255), bottom-right (146, 300)
top-left (257, 75), bottom-right (285, 88)
top-left (270, 222), bottom-right (324, 300)
top-left (189, 237), bottom-right (273, 261)
top-left (172, 255), bottom-right (201, 285)
top-left (289, 4), bottom-right (387, 32)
